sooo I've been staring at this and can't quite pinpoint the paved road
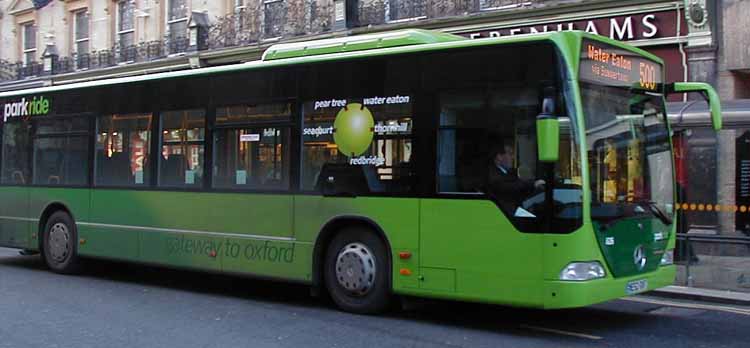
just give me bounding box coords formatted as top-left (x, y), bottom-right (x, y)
top-left (1, 247), bottom-right (748, 348)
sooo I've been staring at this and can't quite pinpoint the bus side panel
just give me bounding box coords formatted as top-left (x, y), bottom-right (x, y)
top-left (28, 187), bottom-right (90, 250)
top-left (293, 196), bottom-right (421, 290)
top-left (82, 189), bottom-right (142, 260)
top-left (0, 186), bottom-right (31, 249)
top-left (418, 199), bottom-right (544, 307)
top-left (87, 190), bottom-right (309, 280)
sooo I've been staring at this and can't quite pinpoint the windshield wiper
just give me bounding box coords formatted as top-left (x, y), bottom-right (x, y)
top-left (646, 201), bottom-right (673, 225)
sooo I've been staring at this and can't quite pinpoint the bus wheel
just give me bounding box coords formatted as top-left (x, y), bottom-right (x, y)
top-left (324, 227), bottom-right (391, 314)
top-left (42, 211), bottom-right (82, 274)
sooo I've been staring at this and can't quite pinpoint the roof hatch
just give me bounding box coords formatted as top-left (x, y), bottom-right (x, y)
top-left (261, 29), bottom-right (466, 61)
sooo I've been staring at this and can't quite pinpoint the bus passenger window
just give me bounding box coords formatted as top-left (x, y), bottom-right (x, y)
top-left (301, 96), bottom-right (414, 194)
top-left (31, 116), bottom-right (90, 186)
top-left (95, 113), bottom-right (152, 186)
top-left (159, 109), bottom-right (205, 188)
top-left (1, 121), bottom-right (31, 184)
top-left (212, 103), bottom-right (291, 190)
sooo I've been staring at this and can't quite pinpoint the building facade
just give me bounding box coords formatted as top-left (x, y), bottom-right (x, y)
top-left (1, 0), bottom-right (748, 291)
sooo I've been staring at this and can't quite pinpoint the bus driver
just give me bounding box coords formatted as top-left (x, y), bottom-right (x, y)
top-left (488, 144), bottom-right (545, 215)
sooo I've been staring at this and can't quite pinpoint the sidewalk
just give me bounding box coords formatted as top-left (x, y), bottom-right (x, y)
top-left (648, 285), bottom-right (750, 306)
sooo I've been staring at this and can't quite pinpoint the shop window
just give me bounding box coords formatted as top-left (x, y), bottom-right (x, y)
top-left (32, 117), bottom-right (90, 186)
top-left (1, 121), bottom-right (32, 184)
top-left (95, 113), bottom-right (152, 186)
top-left (301, 96), bottom-right (415, 194)
top-left (213, 103), bottom-right (291, 190)
top-left (159, 109), bottom-right (205, 188)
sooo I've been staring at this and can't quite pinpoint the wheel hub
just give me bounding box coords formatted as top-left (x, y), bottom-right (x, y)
top-left (335, 242), bottom-right (376, 296)
top-left (48, 222), bottom-right (70, 263)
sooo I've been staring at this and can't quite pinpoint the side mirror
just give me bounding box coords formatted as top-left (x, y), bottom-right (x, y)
top-left (668, 82), bottom-right (723, 131)
top-left (536, 95), bottom-right (560, 162)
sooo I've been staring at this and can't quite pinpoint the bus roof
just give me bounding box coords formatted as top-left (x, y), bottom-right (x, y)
top-left (0, 30), bottom-right (661, 100)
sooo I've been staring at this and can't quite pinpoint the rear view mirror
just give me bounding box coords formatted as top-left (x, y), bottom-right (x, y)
top-left (536, 94), bottom-right (559, 163)
top-left (668, 82), bottom-right (722, 131)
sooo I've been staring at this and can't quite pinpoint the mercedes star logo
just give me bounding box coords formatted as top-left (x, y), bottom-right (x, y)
top-left (633, 245), bottom-right (647, 270)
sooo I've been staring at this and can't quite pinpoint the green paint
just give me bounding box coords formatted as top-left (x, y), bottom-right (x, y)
top-left (262, 29), bottom-right (466, 61)
top-left (536, 118), bottom-right (560, 162)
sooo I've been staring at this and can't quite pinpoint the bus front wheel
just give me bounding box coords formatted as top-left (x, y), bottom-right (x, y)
top-left (324, 227), bottom-right (391, 314)
top-left (42, 211), bottom-right (82, 274)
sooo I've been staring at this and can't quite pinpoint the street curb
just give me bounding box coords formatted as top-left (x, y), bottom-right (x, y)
top-left (647, 286), bottom-right (750, 306)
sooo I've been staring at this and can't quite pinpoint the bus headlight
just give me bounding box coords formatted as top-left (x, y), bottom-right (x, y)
top-left (559, 262), bottom-right (606, 281)
top-left (660, 249), bottom-right (674, 266)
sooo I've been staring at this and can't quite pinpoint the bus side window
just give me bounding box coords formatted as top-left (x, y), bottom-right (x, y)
top-left (158, 109), bottom-right (205, 188)
top-left (95, 113), bottom-right (152, 187)
top-left (212, 103), bottom-right (291, 191)
top-left (1, 121), bottom-right (32, 185)
top-left (32, 117), bottom-right (90, 187)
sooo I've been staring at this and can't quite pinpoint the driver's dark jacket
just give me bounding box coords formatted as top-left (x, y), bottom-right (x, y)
top-left (487, 165), bottom-right (535, 215)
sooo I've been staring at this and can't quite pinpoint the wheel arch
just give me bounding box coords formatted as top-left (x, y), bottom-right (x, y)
top-left (311, 215), bottom-right (393, 295)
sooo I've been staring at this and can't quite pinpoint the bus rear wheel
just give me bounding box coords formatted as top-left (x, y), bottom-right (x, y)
top-left (42, 211), bottom-right (82, 274)
top-left (324, 227), bottom-right (391, 314)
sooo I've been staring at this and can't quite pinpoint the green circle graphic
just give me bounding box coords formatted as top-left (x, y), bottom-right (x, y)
top-left (333, 103), bottom-right (374, 157)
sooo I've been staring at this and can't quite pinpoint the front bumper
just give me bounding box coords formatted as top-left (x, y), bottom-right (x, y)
top-left (543, 265), bottom-right (676, 309)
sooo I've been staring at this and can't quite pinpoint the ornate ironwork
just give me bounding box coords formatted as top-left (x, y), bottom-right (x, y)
top-left (388, 0), bottom-right (427, 21)
top-left (359, 0), bottom-right (386, 26)
top-left (207, 7), bottom-right (263, 50)
top-left (479, 0), bottom-right (534, 11)
top-left (264, 0), bottom-right (287, 38)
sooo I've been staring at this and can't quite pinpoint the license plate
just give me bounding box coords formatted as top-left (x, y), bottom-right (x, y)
top-left (626, 279), bottom-right (648, 294)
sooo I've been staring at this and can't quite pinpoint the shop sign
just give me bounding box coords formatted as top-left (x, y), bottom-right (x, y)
top-left (460, 10), bottom-right (684, 42)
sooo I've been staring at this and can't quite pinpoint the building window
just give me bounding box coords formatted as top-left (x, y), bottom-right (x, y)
top-left (95, 113), bottom-right (152, 187)
top-left (21, 22), bottom-right (36, 64)
top-left (159, 109), bottom-right (205, 188)
top-left (263, 0), bottom-right (285, 38)
top-left (385, 0), bottom-right (426, 23)
top-left (167, 0), bottom-right (189, 41)
top-left (479, 0), bottom-right (531, 11)
top-left (117, 1), bottom-right (135, 48)
top-left (213, 103), bottom-right (291, 190)
top-left (73, 10), bottom-right (90, 54)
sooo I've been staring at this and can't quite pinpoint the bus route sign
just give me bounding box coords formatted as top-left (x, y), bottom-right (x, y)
top-left (579, 39), bottom-right (663, 91)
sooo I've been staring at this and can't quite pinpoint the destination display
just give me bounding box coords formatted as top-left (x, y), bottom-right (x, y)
top-left (579, 39), bottom-right (663, 91)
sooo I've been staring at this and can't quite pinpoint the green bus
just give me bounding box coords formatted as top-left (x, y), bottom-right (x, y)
top-left (0, 29), bottom-right (721, 313)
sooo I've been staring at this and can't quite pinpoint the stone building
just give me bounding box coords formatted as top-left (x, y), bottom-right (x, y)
top-left (0, 0), bottom-right (748, 291)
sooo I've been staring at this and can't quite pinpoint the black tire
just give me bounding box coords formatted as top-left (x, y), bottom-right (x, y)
top-left (42, 211), bottom-right (82, 274)
top-left (324, 226), bottom-right (391, 314)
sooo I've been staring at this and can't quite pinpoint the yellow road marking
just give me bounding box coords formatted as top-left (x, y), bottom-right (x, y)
top-left (519, 324), bottom-right (603, 340)
top-left (624, 296), bottom-right (750, 316)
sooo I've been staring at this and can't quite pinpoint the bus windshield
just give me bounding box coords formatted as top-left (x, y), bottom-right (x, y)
top-left (583, 84), bottom-right (673, 225)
